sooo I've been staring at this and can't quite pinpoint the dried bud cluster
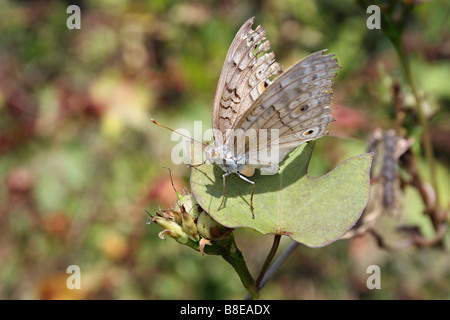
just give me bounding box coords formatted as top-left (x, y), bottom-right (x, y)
top-left (149, 191), bottom-right (232, 254)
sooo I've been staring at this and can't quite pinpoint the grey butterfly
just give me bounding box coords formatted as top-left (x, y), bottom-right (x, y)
top-left (154, 17), bottom-right (340, 218)
top-left (200, 17), bottom-right (340, 217)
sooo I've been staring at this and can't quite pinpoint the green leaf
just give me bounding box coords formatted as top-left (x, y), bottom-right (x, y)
top-left (190, 142), bottom-right (373, 247)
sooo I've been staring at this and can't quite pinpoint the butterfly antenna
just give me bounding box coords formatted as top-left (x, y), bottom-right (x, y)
top-left (146, 210), bottom-right (157, 218)
top-left (151, 118), bottom-right (208, 147)
top-left (162, 167), bottom-right (182, 200)
top-left (145, 210), bottom-right (153, 224)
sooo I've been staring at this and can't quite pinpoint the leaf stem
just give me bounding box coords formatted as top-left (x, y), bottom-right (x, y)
top-left (255, 234), bottom-right (281, 289)
top-left (244, 234), bottom-right (282, 300)
top-left (244, 240), bottom-right (299, 300)
top-left (258, 241), bottom-right (299, 290)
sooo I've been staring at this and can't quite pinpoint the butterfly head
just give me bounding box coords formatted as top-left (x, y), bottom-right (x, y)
top-left (204, 145), bottom-right (224, 164)
top-left (204, 145), bottom-right (246, 174)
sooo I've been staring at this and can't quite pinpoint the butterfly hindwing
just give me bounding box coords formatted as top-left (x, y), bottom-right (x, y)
top-left (236, 50), bottom-right (340, 168)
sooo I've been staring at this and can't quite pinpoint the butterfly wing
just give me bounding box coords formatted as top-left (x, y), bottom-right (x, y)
top-left (212, 17), bottom-right (282, 146)
top-left (235, 50), bottom-right (340, 174)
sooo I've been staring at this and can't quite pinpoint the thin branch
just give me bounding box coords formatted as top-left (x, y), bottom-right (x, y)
top-left (244, 239), bottom-right (299, 300)
top-left (395, 42), bottom-right (440, 212)
top-left (257, 241), bottom-right (299, 290)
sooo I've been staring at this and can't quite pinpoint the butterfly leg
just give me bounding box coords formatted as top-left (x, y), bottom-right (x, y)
top-left (188, 159), bottom-right (207, 168)
top-left (218, 171), bottom-right (231, 211)
top-left (237, 172), bottom-right (256, 219)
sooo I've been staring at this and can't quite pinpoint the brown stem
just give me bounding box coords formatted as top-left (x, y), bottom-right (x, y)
top-left (244, 234), bottom-right (282, 300)
top-left (395, 43), bottom-right (440, 212)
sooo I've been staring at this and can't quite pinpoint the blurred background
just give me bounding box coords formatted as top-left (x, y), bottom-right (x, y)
top-left (0, 0), bottom-right (449, 299)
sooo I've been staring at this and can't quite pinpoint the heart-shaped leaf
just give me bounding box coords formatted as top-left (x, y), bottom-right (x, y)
top-left (190, 142), bottom-right (373, 247)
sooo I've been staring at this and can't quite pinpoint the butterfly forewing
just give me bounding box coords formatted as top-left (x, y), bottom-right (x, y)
top-left (212, 17), bottom-right (282, 143)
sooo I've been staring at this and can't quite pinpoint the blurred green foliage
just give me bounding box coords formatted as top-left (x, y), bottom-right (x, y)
top-left (0, 0), bottom-right (449, 299)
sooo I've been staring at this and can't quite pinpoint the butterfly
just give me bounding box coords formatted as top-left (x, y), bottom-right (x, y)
top-left (153, 17), bottom-right (340, 218)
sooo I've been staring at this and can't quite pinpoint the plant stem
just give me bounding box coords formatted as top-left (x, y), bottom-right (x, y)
top-left (215, 234), bottom-right (259, 299)
top-left (394, 42), bottom-right (440, 211)
top-left (366, 0), bottom-right (441, 211)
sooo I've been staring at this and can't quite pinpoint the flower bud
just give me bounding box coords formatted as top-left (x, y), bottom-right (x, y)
top-left (196, 211), bottom-right (231, 240)
top-left (151, 215), bottom-right (189, 245)
top-left (150, 189), bottom-right (232, 253)
top-left (180, 205), bottom-right (200, 242)
top-left (176, 194), bottom-right (200, 219)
